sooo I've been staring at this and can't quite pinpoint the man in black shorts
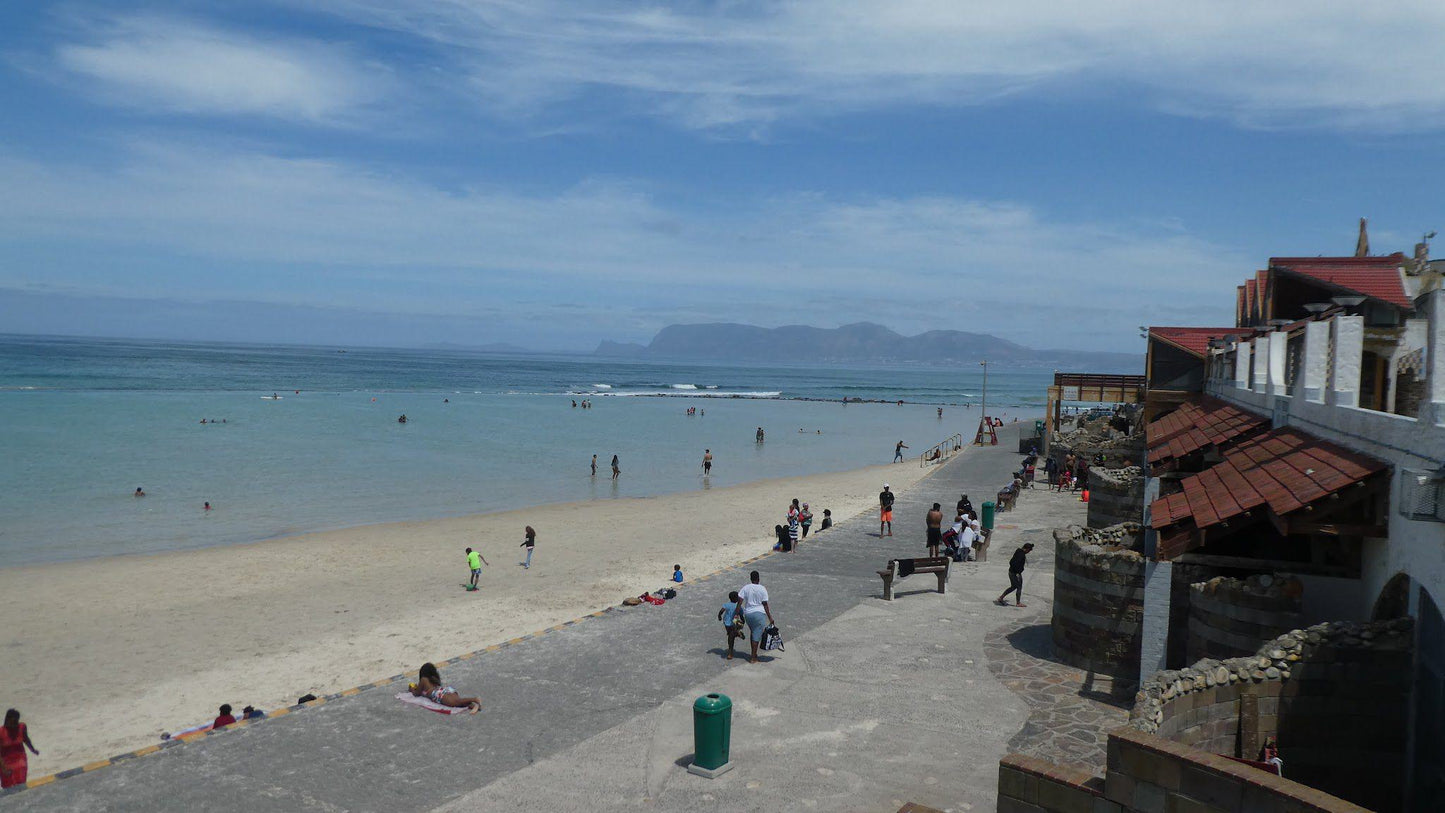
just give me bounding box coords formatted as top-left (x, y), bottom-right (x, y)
top-left (925, 503), bottom-right (943, 557)
top-left (996, 543), bottom-right (1034, 607)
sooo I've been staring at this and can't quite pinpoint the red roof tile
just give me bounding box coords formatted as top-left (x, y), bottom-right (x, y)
top-left (1148, 427), bottom-right (1388, 558)
top-left (1269, 254), bottom-right (1412, 310)
top-left (1148, 326), bottom-right (1235, 359)
top-left (1146, 397), bottom-right (1270, 468)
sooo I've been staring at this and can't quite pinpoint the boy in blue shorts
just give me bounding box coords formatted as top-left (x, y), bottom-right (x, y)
top-left (717, 591), bottom-right (744, 660)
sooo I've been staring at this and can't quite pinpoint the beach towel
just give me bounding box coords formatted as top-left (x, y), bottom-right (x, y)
top-left (395, 692), bottom-right (468, 715)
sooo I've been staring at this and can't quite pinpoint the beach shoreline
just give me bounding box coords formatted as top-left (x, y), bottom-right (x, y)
top-left (1, 455), bottom-right (954, 774)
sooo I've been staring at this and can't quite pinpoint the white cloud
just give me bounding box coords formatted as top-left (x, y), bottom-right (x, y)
top-left (313, 0), bottom-right (1445, 132)
top-left (53, 16), bottom-right (388, 124)
top-left (0, 140), bottom-right (1248, 348)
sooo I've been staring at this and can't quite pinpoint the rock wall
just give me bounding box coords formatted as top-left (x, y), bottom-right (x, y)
top-left (1130, 619), bottom-right (1413, 812)
top-left (1187, 575), bottom-right (1304, 663)
top-left (1085, 465), bottom-right (1144, 529)
top-left (1051, 524), bottom-right (1145, 677)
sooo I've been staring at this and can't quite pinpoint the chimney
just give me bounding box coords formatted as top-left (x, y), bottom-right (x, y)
top-left (1355, 217), bottom-right (1370, 257)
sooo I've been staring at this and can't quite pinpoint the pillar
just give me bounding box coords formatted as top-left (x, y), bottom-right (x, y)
top-left (1268, 330), bottom-right (1288, 395)
top-left (1329, 314), bottom-right (1364, 408)
top-left (1234, 341), bottom-right (1251, 391)
top-left (1423, 288), bottom-right (1445, 426)
top-left (1252, 335), bottom-right (1271, 392)
top-left (1301, 320), bottom-right (1329, 402)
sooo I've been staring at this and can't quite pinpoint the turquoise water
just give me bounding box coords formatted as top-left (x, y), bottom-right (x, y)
top-left (0, 335), bottom-right (1057, 566)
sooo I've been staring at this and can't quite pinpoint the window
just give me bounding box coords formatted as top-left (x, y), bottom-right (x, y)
top-left (1400, 469), bottom-right (1445, 522)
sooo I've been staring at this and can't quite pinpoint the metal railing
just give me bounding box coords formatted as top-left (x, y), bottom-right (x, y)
top-left (919, 433), bottom-right (964, 467)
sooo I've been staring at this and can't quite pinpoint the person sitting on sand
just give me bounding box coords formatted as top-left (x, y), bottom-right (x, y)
top-left (213, 704), bottom-right (237, 729)
top-left (411, 662), bottom-right (480, 713)
top-left (673, 564), bottom-right (684, 583)
top-left (819, 509), bottom-right (831, 531)
top-left (774, 524), bottom-right (791, 552)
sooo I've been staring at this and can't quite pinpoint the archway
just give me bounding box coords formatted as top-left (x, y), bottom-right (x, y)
top-left (1374, 572), bottom-right (1411, 620)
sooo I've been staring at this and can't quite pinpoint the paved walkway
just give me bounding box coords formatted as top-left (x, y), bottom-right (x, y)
top-left (10, 427), bottom-right (1030, 812)
top-left (12, 424), bottom-right (1131, 811)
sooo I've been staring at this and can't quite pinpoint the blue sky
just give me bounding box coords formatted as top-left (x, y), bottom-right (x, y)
top-left (2, 2), bottom-right (1443, 352)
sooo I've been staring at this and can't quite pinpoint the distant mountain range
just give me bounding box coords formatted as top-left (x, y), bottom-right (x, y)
top-left (594, 322), bottom-right (1140, 371)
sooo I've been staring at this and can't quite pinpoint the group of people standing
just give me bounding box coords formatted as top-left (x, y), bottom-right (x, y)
top-left (1043, 451), bottom-right (1090, 492)
top-left (775, 499), bottom-right (830, 552)
top-left (571, 399), bottom-right (594, 409)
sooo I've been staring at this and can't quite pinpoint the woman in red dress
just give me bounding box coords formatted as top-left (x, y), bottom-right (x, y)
top-left (1, 709), bottom-right (40, 788)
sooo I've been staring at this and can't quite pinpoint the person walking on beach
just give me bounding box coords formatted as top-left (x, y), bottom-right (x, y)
top-left (702, 449), bottom-right (713, 475)
top-left (879, 484), bottom-right (895, 536)
top-left (611, 454), bottom-right (620, 480)
top-left (519, 526), bottom-right (536, 569)
top-left (925, 503), bottom-right (944, 557)
top-left (996, 543), bottom-right (1034, 607)
top-left (893, 440), bottom-right (909, 462)
top-left (738, 571), bottom-right (775, 664)
top-left (465, 547), bottom-right (489, 591)
top-left (591, 454), bottom-right (597, 476)
top-left (0, 709), bottom-right (38, 789)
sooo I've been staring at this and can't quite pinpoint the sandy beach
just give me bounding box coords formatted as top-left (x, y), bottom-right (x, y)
top-left (1, 458), bottom-right (942, 774)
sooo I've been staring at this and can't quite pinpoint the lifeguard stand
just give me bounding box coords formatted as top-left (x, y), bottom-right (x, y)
top-left (973, 416), bottom-right (998, 446)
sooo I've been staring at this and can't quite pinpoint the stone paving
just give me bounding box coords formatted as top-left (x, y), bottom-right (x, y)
top-left (979, 508), bottom-right (1135, 774)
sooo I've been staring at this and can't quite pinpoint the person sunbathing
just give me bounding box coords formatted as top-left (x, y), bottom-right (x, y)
top-left (410, 662), bottom-right (480, 713)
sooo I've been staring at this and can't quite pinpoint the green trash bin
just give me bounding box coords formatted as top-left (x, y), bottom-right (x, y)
top-left (982, 500), bottom-right (995, 531)
top-left (689, 693), bottom-right (733, 777)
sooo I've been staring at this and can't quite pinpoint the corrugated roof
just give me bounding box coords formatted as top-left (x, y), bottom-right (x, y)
top-left (1149, 427), bottom-right (1387, 559)
top-left (1146, 397), bottom-right (1270, 469)
top-left (1148, 326), bottom-right (1235, 359)
top-left (1269, 254), bottom-right (1412, 310)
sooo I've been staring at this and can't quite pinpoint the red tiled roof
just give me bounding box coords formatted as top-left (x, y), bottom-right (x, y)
top-left (1145, 397), bottom-right (1270, 468)
top-left (1148, 326), bottom-right (1235, 359)
top-left (1149, 427), bottom-right (1388, 558)
top-left (1269, 254), bottom-right (1412, 310)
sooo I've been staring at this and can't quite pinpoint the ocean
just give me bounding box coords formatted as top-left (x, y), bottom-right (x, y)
top-left (0, 335), bottom-right (1059, 566)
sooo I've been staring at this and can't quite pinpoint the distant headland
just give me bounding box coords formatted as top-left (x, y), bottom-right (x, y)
top-left (594, 322), bottom-right (1140, 371)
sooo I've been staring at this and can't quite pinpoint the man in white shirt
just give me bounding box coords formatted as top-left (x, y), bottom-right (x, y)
top-left (737, 570), bottom-right (775, 664)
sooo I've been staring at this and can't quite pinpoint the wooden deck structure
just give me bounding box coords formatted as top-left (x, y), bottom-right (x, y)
top-left (1044, 373), bottom-right (1147, 454)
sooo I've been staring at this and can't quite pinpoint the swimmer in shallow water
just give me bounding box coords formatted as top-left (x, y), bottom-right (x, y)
top-left (134, 487), bottom-right (145, 497)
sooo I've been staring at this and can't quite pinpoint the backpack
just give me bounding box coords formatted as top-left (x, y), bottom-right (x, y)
top-left (761, 624), bottom-right (785, 652)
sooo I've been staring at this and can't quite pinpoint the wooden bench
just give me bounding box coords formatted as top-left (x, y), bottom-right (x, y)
top-left (877, 556), bottom-right (950, 601)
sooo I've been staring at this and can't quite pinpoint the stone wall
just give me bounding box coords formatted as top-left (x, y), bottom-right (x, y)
top-left (1086, 465), bottom-right (1144, 529)
top-left (1051, 524), bottom-right (1145, 677)
top-left (1130, 619), bottom-right (1413, 812)
top-left (998, 729), bottom-right (1372, 813)
top-left (1186, 576), bottom-right (1304, 663)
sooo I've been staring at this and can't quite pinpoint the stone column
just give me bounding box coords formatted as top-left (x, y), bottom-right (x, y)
top-left (1268, 330), bottom-right (1288, 395)
top-left (1423, 288), bottom-right (1445, 426)
top-left (1301, 320), bottom-right (1329, 402)
top-left (1234, 340), bottom-right (1251, 392)
top-left (1329, 314), bottom-right (1364, 408)
top-left (1252, 334), bottom-right (1271, 393)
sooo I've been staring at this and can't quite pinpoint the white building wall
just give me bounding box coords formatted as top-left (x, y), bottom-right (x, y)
top-left (1205, 291), bottom-right (1445, 619)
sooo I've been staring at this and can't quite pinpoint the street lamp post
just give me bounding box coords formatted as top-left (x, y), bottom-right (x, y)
top-left (976, 360), bottom-right (989, 445)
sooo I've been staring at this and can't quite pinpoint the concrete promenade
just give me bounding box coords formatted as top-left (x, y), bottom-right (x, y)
top-left (12, 423), bottom-right (1096, 812)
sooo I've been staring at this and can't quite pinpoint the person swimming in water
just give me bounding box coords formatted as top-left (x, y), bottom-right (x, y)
top-left (134, 487), bottom-right (145, 497)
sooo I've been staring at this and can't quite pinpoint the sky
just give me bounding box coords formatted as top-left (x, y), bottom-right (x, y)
top-left (2, 2), bottom-right (1443, 353)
